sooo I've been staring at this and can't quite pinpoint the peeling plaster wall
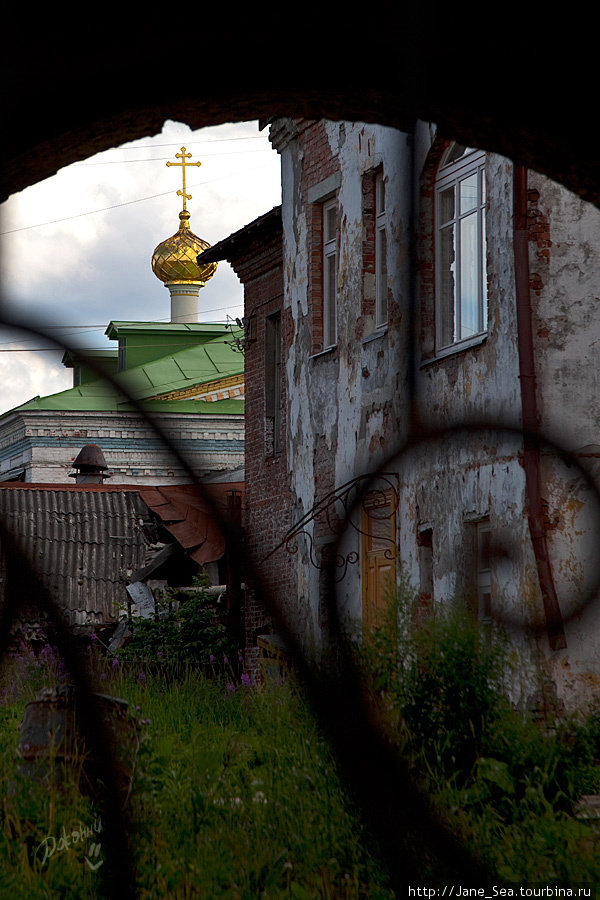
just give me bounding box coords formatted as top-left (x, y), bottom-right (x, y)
top-left (274, 120), bottom-right (411, 650)
top-left (529, 172), bottom-right (600, 449)
top-left (405, 128), bottom-right (534, 647)
top-left (275, 118), bottom-right (600, 706)
top-left (406, 134), bottom-right (600, 706)
top-left (399, 438), bottom-right (535, 640)
top-left (527, 171), bottom-right (600, 705)
top-left (277, 118), bottom-right (532, 651)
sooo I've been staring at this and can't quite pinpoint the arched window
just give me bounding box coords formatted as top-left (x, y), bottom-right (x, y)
top-left (435, 144), bottom-right (487, 351)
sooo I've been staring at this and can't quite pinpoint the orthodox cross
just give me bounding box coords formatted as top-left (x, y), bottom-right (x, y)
top-left (166, 147), bottom-right (201, 212)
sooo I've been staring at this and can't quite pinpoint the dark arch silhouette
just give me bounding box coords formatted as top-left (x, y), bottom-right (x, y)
top-left (2, 11), bottom-right (598, 208)
top-left (2, 11), bottom-right (599, 895)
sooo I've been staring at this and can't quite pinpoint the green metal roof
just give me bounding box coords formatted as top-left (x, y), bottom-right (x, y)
top-left (62, 348), bottom-right (118, 366)
top-left (6, 326), bottom-right (244, 417)
top-left (105, 321), bottom-right (232, 339)
top-left (117, 339), bottom-right (243, 400)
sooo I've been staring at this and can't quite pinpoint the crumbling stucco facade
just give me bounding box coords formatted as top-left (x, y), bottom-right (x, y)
top-left (267, 118), bottom-right (600, 708)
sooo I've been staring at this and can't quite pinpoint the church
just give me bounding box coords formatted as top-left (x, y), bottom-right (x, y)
top-left (0, 148), bottom-right (245, 485)
top-left (0, 148), bottom-right (246, 633)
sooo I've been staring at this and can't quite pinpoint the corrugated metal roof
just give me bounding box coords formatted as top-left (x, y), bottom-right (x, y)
top-left (0, 481), bottom-right (244, 628)
top-left (0, 487), bottom-right (149, 628)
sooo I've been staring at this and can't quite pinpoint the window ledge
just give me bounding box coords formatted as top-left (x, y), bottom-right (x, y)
top-left (309, 345), bottom-right (337, 361)
top-left (361, 325), bottom-right (388, 345)
top-left (420, 333), bottom-right (487, 367)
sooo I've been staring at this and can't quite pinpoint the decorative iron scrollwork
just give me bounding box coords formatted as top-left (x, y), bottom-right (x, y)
top-left (263, 474), bottom-right (399, 581)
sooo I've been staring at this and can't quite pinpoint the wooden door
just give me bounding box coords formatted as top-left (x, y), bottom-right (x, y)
top-left (361, 491), bottom-right (396, 631)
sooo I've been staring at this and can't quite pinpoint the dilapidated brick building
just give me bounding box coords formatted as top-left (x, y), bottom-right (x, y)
top-left (201, 208), bottom-right (294, 677)
top-left (204, 117), bottom-right (600, 706)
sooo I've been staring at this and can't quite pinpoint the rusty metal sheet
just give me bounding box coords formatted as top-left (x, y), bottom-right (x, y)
top-left (138, 483), bottom-right (244, 562)
top-left (136, 492), bottom-right (184, 522)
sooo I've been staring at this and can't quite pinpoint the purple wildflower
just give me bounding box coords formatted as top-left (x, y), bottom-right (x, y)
top-left (100, 672), bottom-right (107, 681)
top-left (209, 653), bottom-right (216, 664)
top-left (241, 673), bottom-right (252, 688)
top-left (238, 654), bottom-right (244, 665)
top-left (138, 671), bottom-right (146, 683)
top-left (225, 682), bottom-right (236, 695)
top-left (156, 650), bottom-right (164, 659)
top-left (91, 632), bottom-right (98, 642)
top-left (111, 658), bottom-right (119, 669)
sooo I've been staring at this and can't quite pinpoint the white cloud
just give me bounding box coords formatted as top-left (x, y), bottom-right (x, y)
top-left (0, 119), bottom-right (281, 414)
top-left (0, 343), bottom-right (71, 412)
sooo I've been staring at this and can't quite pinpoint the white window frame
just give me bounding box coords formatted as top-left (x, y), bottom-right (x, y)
top-left (375, 171), bottom-right (388, 328)
top-left (435, 145), bottom-right (487, 354)
top-left (322, 197), bottom-right (337, 348)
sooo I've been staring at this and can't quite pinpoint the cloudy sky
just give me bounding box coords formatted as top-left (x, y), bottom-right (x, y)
top-left (0, 119), bottom-right (282, 415)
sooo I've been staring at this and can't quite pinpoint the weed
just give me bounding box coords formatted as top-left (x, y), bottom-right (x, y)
top-left (357, 578), bottom-right (600, 885)
top-left (116, 578), bottom-right (242, 674)
top-left (0, 647), bottom-right (394, 898)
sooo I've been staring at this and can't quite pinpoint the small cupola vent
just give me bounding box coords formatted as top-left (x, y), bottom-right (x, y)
top-left (69, 444), bottom-right (110, 484)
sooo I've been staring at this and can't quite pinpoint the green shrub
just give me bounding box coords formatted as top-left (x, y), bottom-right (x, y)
top-left (117, 582), bottom-right (240, 669)
top-left (357, 578), bottom-right (600, 884)
top-left (360, 581), bottom-right (513, 779)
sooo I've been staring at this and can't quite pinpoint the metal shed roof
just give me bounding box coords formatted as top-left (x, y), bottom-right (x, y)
top-left (0, 481), bottom-right (244, 629)
top-left (0, 485), bottom-right (149, 628)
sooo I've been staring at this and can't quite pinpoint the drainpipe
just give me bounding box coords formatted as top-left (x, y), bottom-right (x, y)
top-left (513, 165), bottom-right (566, 650)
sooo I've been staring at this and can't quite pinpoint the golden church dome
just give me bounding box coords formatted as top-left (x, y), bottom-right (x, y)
top-left (151, 210), bottom-right (218, 286)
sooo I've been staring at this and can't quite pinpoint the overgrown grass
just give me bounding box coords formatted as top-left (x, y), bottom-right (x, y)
top-left (0, 645), bottom-right (394, 899)
top-left (3, 582), bottom-right (600, 896)
top-left (357, 581), bottom-right (600, 887)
